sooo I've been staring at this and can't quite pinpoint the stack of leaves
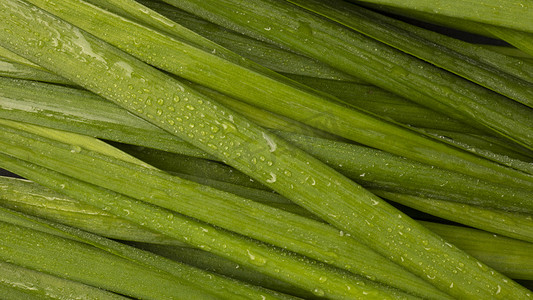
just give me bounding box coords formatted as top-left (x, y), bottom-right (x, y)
top-left (0, 0), bottom-right (532, 298)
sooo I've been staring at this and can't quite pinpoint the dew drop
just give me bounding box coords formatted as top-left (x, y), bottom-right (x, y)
top-left (312, 288), bottom-right (325, 297)
top-left (262, 131), bottom-right (277, 152)
top-left (246, 250), bottom-right (267, 266)
top-left (266, 172), bottom-right (277, 183)
top-left (69, 145), bottom-right (81, 153)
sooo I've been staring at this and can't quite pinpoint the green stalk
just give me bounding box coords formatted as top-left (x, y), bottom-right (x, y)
top-left (481, 45), bottom-right (533, 59)
top-left (113, 144), bottom-right (269, 190)
top-left (282, 74), bottom-right (482, 134)
top-left (130, 243), bottom-right (315, 298)
top-left (162, 0), bottom-right (533, 150)
top-left (0, 260), bottom-right (127, 300)
top-left (0, 77), bottom-right (210, 158)
top-left (1, 2), bottom-right (529, 297)
top-left (133, 0), bottom-right (357, 80)
top-left (349, 0), bottom-right (533, 34)
top-left (0, 120), bottom-right (446, 299)
top-left (419, 129), bottom-right (533, 175)
top-left (293, 75), bottom-right (533, 163)
top-left (282, 133), bottom-right (533, 213)
top-left (424, 130), bottom-right (533, 164)
top-left (0, 46), bottom-right (37, 66)
top-left (421, 221), bottom-right (533, 281)
top-left (0, 206), bottom-right (294, 300)
top-left (0, 174), bottom-right (315, 234)
top-left (166, 172), bottom-right (316, 218)
top-left (186, 83), bottom-right (340, 140)
top-left (0, 284), bottom-right (48, 300)
top-left (288, 0), bottom-right (533, 109)
top-left (377, 191), bottom-right (533, 244)
top-left (22, 0), bottom-right (533, 189)
top-left (0, 176), bottom-right (180, 245)
top-left (138, 221), bottom-right (533, 282)
top-left (0, 155), bottom-right (414, 300)
top-left (485, 27), bottom-right (533, 58)
top-left (0, 220), bottom-right (221, 300)
top-left (0, 58), bottom-right (71, 85)
top-left (372, 14), bottom-right (533, 84)
top-left (0, 76), bottom-right (332, 155)
top-left (367, 4), bottom-right (533, 64)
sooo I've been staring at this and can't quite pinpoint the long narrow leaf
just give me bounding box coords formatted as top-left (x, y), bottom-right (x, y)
top-left (289, 0), bottom-right (533, 109)
top-left (350, 0), bottom-right (533, 34)
top-left (377, 191), bottom-right (533, 244)
top-left (0, 58), bottom-right (71, 85)
top-left (0, 205), bottom-right (294, 300)
top-left (90, 0), bottom-right (356, 81)
top-left (0, 260), bottom-right (126, 300)
top-left (0, 176), bottom-right (180, 245)
top-left (0, 220), bottom-right (221, 300)
top-left (421, 222), bottom-right (533, 281)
